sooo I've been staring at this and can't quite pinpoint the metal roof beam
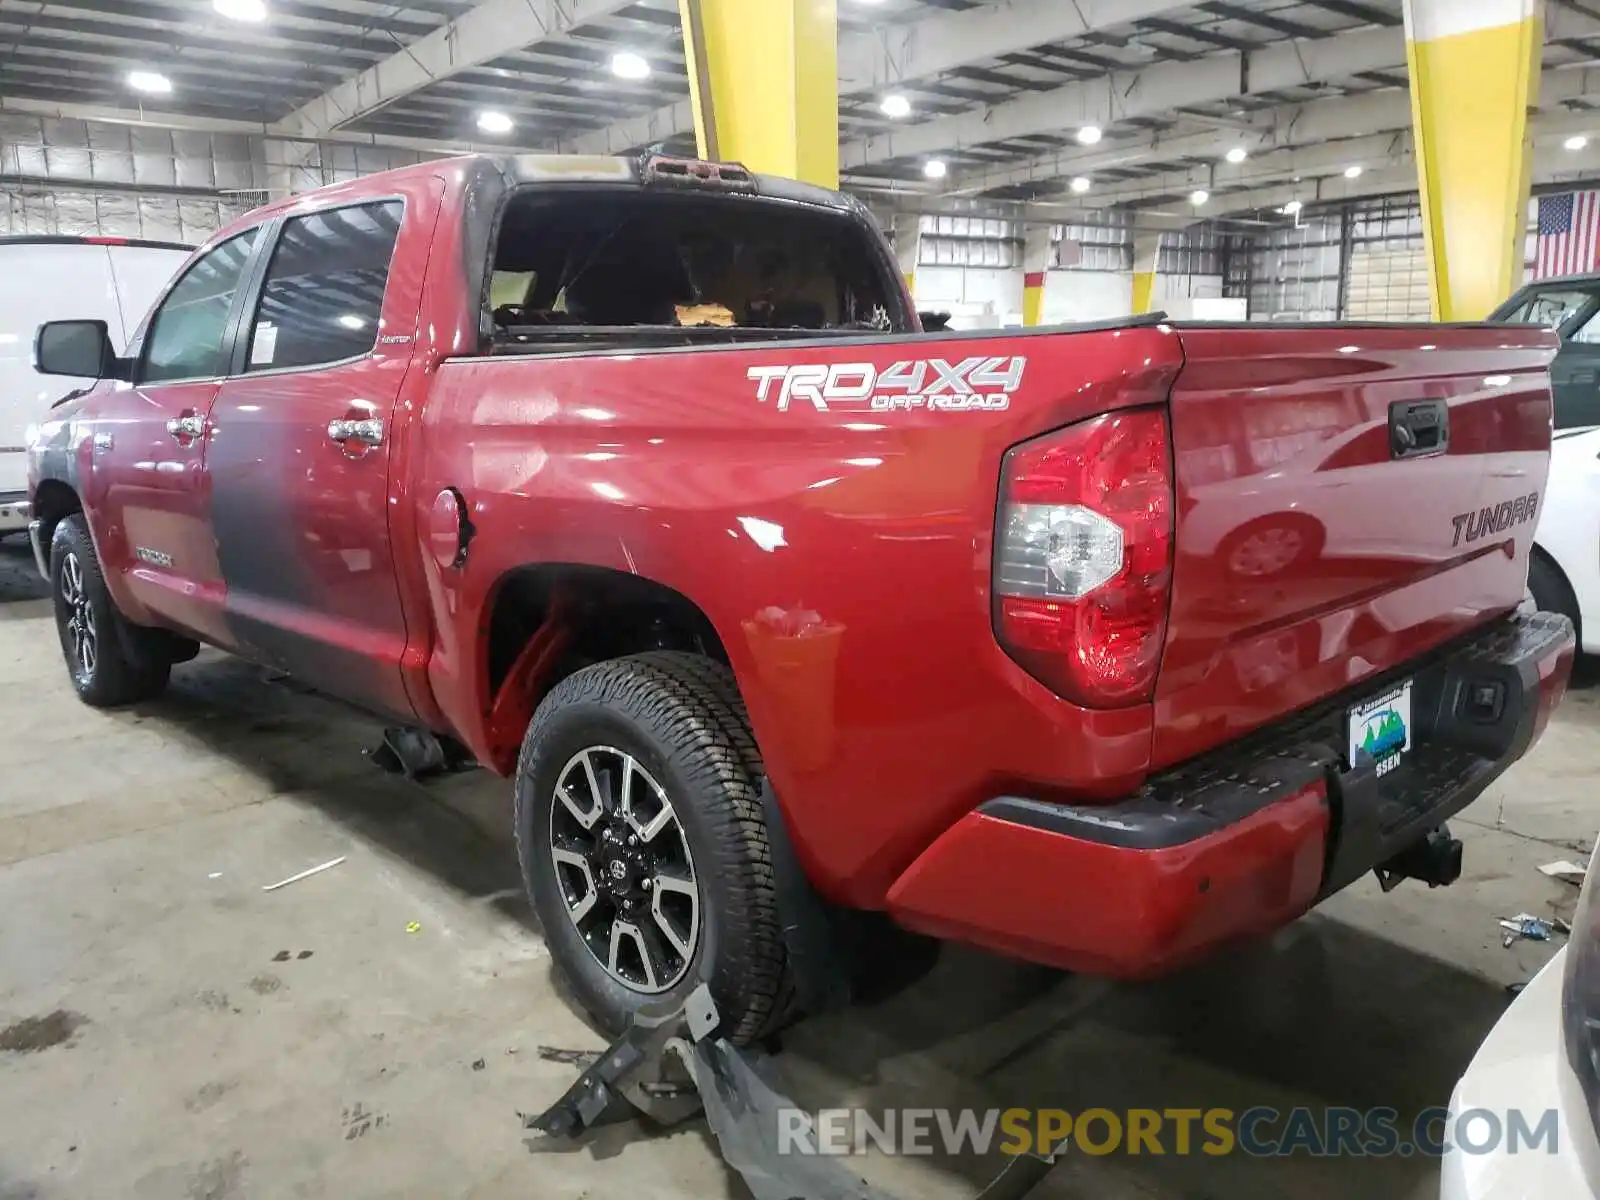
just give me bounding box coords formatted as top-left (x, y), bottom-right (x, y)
top-left (840, 25), bottom-right (1402, 171)
top-left (947, 31), bottom-right (1600, 194)
top-left (563, 0), bottom-right (1198, 154)
top-left (272, 0), bottom-right (637, 140)
top-left (1080, 108), bottom-right (1600, 209)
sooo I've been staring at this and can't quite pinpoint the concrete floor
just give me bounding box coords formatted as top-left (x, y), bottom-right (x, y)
top-left (0, 536), bottom-right (1594, 1200)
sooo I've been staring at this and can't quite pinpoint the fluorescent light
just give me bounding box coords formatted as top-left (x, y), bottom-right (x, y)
top-left (1343, 164), bottom-right (1363, 179)
top-left (477, 110), bottom-right (513, 134)
top-left (1069, 175), bottom-right (1091, 194)
top-left (611, 51), bottom-right (650, 80)
top-left (127, 71), bottom-right (172, 95)
top-left (1566, 134), bottom-right (1590, 152)
top-left (1225, 146), bottom-right (1248, 164)
top-left (213, 0), bottom-right (267, 20)
top-left (1076, 125), bottom-right (1103, 146)
top-left (923, 158), bottom-right (948, 180)
top-left (1282, 199), bottom-right (1303, 215)
top-left (337, 314), bottom-right (365, 330)
top-left (1189, 189), bottom-right (1209, 206)
top-left (881, 93), bottom-right (911, 119)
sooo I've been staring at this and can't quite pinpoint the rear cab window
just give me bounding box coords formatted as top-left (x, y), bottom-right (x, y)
top-left (484, 186), bottom-right (907, 352)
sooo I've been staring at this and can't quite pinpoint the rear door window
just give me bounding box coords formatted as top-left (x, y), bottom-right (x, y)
top-left (245, 200), bottom-right (403, 373)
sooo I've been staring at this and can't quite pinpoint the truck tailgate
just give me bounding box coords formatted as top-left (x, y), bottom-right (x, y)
top-left (1154, 323), bottom-right (1559, 770)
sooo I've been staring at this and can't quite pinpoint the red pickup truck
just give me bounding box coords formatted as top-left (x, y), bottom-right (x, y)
top-left (26, 154), bottom-right (1575, 1044)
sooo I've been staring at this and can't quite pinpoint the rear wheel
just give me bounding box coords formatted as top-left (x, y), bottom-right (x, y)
top-left (50, 515), bottom-right (172, 707)
top-left (513, 652), bottom-right (790, 1045)
top-left (1528, 553), bottom-right (1581, 645)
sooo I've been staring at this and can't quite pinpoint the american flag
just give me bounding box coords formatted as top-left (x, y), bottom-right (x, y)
top-left (1535, 191), bottom-right (1600, 278)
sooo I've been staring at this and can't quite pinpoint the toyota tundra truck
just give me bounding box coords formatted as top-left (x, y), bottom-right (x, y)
top-left (24, 154), bottom-right (1575, 1044)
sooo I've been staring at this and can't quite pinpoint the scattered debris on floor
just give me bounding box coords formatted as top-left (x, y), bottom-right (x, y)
top-left (271, 950), bottom-right (315, 962)
top-left (1538, 859), bottom-right (1588, 886)
top-left (526, 986), bottom-right (1060, 1200)
top-left (1499, 912), bottom-right (1572, 947)
top-left (262, 855), bottom-right (346, 892)
top-left (406, 921), bottom-right (422, 934)
top-left (472, 1058), bottom-right (486, 1071)
top-left (0, 1009), bottom-right (88, 1053)
top-left (537, 1046), bottom-right (604, 1068)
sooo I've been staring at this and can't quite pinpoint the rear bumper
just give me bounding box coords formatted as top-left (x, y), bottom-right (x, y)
top-left (886, 611), bottom-right (1576, 978)
top-left (27, 518), bottom-right (47, 578)
top-left (0, 493), bottom-right (30, 534)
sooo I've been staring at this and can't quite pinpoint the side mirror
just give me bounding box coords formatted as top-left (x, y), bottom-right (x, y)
top-left (35, 320), bottom-right (121, 380)
top-left (919, 310), bottom-right (953, 332)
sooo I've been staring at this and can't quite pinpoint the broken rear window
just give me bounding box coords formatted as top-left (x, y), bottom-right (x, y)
top-left (487, 189), bottom-right (902, 345)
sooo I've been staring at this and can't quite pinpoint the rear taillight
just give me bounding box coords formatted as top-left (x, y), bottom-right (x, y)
top-left (993, 407), bottom-right (1174, 707)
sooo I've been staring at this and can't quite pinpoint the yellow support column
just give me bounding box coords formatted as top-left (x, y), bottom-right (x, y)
top-left (894, 212), bottom-right (922, 298)
top-left (678, 0), bottom-right (838, 187)
top-left (1403, 0), bottom-right (1542, 319)
top-left (1022, 226), bottom-right (1051, 326)
top-left (1131, 232), bottom-right (1161, 314)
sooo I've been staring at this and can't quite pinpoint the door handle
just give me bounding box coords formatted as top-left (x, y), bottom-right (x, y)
top-left (327, 418), bottom-right (384, 447)
top-left (165, 413), bottom-right (205, 441)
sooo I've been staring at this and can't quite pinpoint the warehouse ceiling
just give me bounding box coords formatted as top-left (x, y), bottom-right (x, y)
top-left (3, 0), bottom-right (1600, 217)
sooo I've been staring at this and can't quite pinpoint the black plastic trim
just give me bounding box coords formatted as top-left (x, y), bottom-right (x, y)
top-left (979, 612), bottom-right (1574, 866)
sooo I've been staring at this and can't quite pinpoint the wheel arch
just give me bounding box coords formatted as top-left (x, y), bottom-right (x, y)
top-left (31, 478), bottom-right (82, 554)
top-left (1530, 540), bottom-right (1583, 644)
top-left (476, 562), bottom-right (738, 773)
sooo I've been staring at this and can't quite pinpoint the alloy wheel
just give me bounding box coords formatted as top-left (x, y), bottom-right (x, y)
top-left (547, 746), bottom-right (701, 994)
top-left (59, 551), bottom-right (96, 679)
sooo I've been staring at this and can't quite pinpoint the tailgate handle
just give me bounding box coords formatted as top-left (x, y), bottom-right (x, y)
top-left (1390, 400), bottom-right (1449, 459)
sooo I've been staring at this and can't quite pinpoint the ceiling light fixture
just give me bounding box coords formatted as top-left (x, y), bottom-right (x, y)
top-left (1189, 189), bottom-right (1209, 207)
top-left (1225, 146), bottom-right (1248, 164)
top-left (1282, 199), bottom-right (1303, 215)
top-left (127, 70), bottom-right (173, 95)
top-left (1069, 175), bottom-right (1091, 194)
top-left (1343, 164), bottom-right (1363, 179)
top-left (213, 0), bottom-right (267, 20)
top-left (1076, 125), bottom-right (1103, 146)
top-left (611, 51), bottom-right (650, 80)
top-left (476, 110), bottom-right (513, 134)
top-left (881, 93), bottom-right (911, 119)
top-left (1566, 134), bottom-right (1590, 152)
top-left (923, 158), bottom-right (948, 180)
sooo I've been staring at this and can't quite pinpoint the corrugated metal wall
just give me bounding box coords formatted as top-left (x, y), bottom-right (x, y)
top-left (1246, 197), bottom-right (1432, 321)
top-left (0, 115), bottom-right (268, 242)
top-left (910, 209), bottom-right (1231, 275)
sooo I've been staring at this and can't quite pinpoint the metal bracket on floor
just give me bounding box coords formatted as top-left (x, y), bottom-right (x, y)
top-left (524, 984), bottom-right (1060, 1200)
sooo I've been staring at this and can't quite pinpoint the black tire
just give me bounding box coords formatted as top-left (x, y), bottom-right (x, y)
top-left (514, 652), bottom-right (790, 1045)
top-left (50, 514), bottom-right (172, 707)
top-left (1529, 552), bottom-right (1581, 645)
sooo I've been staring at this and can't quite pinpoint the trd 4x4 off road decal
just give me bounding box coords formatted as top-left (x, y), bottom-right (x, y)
top-left (747, 357), bottom-right (1026, 413)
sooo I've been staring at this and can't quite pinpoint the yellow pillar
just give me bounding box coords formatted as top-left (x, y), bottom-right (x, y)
top-left (678, 0), bottom-right (838, 187)
top-left (894, 212), bottom-right (922, 298)
top-left (1131, 231), bottom-right (1161, 314)
top-left (1022, 226), bottom-right (1051, 326)
top-left (1403, 0), bottom-right (1542, 319)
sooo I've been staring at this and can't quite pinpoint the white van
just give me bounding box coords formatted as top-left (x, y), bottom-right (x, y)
top-left (0, 235), bottom-right (192, 535)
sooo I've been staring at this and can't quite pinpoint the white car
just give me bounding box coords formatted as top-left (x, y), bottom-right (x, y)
top-left (0, 235), bottom-right (191, 537)
top-left (1528, 426), bottom-right (1600, 653)
top-left (1441, 841), bottom-right (1600, 1198)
